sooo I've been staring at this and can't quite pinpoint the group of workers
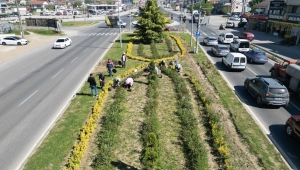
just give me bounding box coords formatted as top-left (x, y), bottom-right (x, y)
top-left (87, 53), bottom-right (183, 96)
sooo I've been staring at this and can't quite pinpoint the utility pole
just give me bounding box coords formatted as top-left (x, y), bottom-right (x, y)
top-left (118, 2), bottom-right (122, 47)
top-left (195, 1), bottom-right (202, 54)
top-left (129, 5), bottom-right (131, 32)
top-left (15, 0), bottom-right (24, 38)
top-left (190, 0), bottom-right (194, 47)
top-left (180, 4), bottom-right (182, 31)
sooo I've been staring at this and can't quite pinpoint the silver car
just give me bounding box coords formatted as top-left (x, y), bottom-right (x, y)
top-left (211, 44), bottom-right (230, 57)
top-left (203, 36), bottom-right (218, 46)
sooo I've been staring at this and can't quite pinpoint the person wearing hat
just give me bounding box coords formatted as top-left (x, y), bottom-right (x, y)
top-left (121, 52), bottom-right (127, 68)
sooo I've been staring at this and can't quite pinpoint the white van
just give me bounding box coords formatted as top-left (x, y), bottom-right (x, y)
top-left (222, 52), bottom-right (247, 71)
top-left (230, 39), bottom-right (250, 53)
top-left (218, 32), bottom-right (234, 44)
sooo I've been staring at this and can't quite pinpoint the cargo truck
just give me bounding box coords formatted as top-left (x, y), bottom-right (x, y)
top-left (105, 15), bottom-right (127, 28)
top-left (193, 13), bottom-right (209, 25)
top-left (269, 59), bottom-right (300, 100)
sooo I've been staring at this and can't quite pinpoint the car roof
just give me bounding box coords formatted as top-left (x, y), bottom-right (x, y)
top-left (57, 37), bottom-right (68, 39)
top-left (252, 49), bottom-right (264, 53)
top-left (229, 52), bottom-right (246, 57)
top-left (207, 36), bottom-right (217, 39)
top-left (259, 77), bottom-right (286, 88)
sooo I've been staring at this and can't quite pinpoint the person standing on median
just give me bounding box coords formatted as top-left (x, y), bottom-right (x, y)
top-left (87, 73), bottom-right (98, 97)
top-left (121, 52), bottom-right (127, 68)
top-left (106, 59), bottom-right (114, 77)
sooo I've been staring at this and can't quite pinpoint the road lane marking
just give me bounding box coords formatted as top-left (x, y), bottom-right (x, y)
top-left (93, 42), bottom-right (97, 45)
top-left (83, 48), bottom-right (88, 52)
top-left (20, 74), bottom-right (26, 77)
top-left (38, 63), bottom-right (43, 67)
top-left (30, 68), bottom-right (36, 72)
top-left (9, 80), bottom-right (16, 84)
top-left (18, 90), bottom-right (38, 106)
top-left (52, 69), bottom-right (64, 79)
top-left (0, 87), bottom-right (3, 91)
top-left (71, 57), bottom-right (78, 63)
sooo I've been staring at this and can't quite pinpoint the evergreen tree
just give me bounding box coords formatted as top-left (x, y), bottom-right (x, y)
top-left (135, 0), bottom-right (165, 43)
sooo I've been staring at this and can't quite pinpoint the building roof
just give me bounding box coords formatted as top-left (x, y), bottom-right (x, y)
top-left (29, 0), bottom-right (49, 5)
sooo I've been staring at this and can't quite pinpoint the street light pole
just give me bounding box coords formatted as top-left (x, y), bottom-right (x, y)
top-left (15, 0), bottom-right (24, 38)
top-left (195, 1), bottom-right (202, 54)
top-left (190, 0), bottom-right (194, 47)
top-left (118, 3), bottom-right (122, 48)
top-left (129, 6), bottom-right (131, 32)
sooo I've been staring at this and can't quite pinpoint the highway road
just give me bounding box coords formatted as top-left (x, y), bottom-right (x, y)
top-left (163, 9), bottom-right (300, 170)
top-left (0, 14), bottom-right (134, 170)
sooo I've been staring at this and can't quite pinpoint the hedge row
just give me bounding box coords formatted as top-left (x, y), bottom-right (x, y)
top-left (188, 75), bottom-right (232, 170)
top-left (65, 63), bottom-right (148, 170)
top-left (138, 43), bottom-right (146, 57)
top-left (161, 67), bottom-right (208, 170)
top-left (92, 86), bottom-right (127, 169)
top-left (126, 35), bottom-right (186, 63)
top-left (141, 62), bottom-right (162, 169)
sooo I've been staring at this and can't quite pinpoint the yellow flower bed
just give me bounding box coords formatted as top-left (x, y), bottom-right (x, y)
top-left (65, 64), bottom-right (148, 170)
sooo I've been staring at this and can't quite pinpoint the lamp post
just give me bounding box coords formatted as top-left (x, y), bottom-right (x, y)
top-left (118, 2), bottom-right (122, 48)
top-left (190, 0), bottom-right (194, 47)
top-left (195, 1), bottom-right (202, 54)
top-left (15, 0), bottom-right (24, 38)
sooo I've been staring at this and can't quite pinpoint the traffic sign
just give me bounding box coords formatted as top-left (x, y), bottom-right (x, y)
top-left (196, 32), bottom-right (201, 37)
top-left (246, 12), bottom-right (251, 17)
top-left (182, 23), bottom-right (186, 27)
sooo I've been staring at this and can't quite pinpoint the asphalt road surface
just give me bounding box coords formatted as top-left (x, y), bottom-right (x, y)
top-left (0, 14), bottom-right (135, 170)
top-left (163, 8), bottom-right (300, 170)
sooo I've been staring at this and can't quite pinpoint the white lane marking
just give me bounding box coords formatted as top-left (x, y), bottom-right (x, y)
top-left (202, 32), bottom-right (207, 36)
top-left (0, 87), bottom-right (3, 91)
top-left (71, 57), bottom-right (78, 63)
top-left (113, 33), bottom-right (117, 35)
top-left (290, 101), bottom-right (300, 111)
top-left (101, 33), bottom-right (105, 35)
top-left (51, 69), bottom-right (64, 79)
top-left (21, 74), bottom-right (26, 77)
top-left (83, 48), bottom-right (88, 52)
top-left (30, 68), bottom-right (36, 72)
top-left (18, 90), bottom-right (38, 106)
top-left (9, 80), bottom-right (16, 84)
top-left (38, 63), bottom-right (43, 67)
top-left (93, 42), bottom-right (97, 45)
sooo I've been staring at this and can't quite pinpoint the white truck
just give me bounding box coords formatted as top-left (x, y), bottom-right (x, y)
top-left (270, 59), bottom-right (300, 100)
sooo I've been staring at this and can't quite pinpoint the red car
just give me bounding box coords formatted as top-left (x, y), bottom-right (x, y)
top-left (238, 32), bottom-right (255, 41)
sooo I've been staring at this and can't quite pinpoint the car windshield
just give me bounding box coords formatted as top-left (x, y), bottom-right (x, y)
top-left (269, 88), bottom-right (287, 94)
top-left (239, 42), bottom-right (250, 48)
top-left (219, 47), bottom-right (228, 50)
top-left (56, 39), bottom-right (64, 42)
top-left (256, 52), bottom-right (265, 55)
top-left (226, 34), bottom-right (233, 38)
top-left (209, 38), bottom-right (217, 40)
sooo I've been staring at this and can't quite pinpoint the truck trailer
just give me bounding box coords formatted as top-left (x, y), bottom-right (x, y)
top-left (269, 59), bottom-right (300, 100)
top-left (105, 15), bottom-right (126, 28)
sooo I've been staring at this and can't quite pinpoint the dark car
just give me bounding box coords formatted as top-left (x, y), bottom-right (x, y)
top-left (244, 77), bottom-right (289, 107)
top-left (286, 115), bottom-right (300, 140)
top-left (225, 21), bottom-right (235, 28)
top-left (211, 44), bottom-right (230, 57)
top-left (238, 32), bottom-right (255, 41)
top-left (244, 50), bottom-right (268, 64)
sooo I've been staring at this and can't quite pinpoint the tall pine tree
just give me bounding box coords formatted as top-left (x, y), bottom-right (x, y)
top-left (135, 0), bottom-right (165, 43)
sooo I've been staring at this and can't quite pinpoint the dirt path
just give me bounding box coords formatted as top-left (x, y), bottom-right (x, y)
top-left (156, 74), bottom-right (186, 169)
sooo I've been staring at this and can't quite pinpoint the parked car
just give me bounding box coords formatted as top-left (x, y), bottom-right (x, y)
top-left (230, 39), bottom-right (250, 53)
top-left (8, 19), bottom-right (19, 23)
top-left (55, 12), bottom-right (62, 16)
top-left (203, 36), bottom-right (218, 46)
top-left (6, 36), bottom-right (28, 44)
top-left (222, 52), bottom-right (247, 71)
top-left (244, 50), bottom-right (268, 64)
top-left (238, 32), bottom-right (255, 41)
top-left (244, 77), bottom-right (289, 107)
top-left (53, 37), bottom-right (72, 49)
top-left (286, 115), bottom-right (300, 140)
top-left (25, 13), bottom-right (32, 16)
top-left (225, 21), bottom-right (235, 28)
top-left (218, 32), bottom-right (234, 44)
top-left (0, 37), bottom-right (28, 45)
top-left (211, 44), bottom-right (230, 57)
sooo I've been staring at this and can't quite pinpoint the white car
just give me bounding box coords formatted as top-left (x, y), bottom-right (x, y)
top-left (53, 37), bottom-right (72, 49)
top-left (25, 13), bottom-right (32, 16)
top-left (1, 36), bottom-right (28, 45)
top-left (8, 19), bottom-right (19, 23)
top-left (132, 21), bottom-right (138, 25)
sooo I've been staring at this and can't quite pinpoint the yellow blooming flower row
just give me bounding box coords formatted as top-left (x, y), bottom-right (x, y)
top-left (126, 35), bottom-right (186, 63)
top-left (65, 63), bottom-right (148, 170)
top-left (188, 75), bottom-right (232, 170)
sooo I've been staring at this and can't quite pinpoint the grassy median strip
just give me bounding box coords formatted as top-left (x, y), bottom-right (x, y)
top-left (178, 33), bottom-right (288, 169)
top-left (62, 21), bottom-right (99, 27)
top-left (162, 67), bottom-right (208, 170)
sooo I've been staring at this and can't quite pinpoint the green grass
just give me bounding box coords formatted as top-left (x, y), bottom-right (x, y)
top-left (61, 21), bottom-right (98, 27)
top-left (23, 33), bottom-right (147, 170)
top-left (25, 29), bottom-right (63, 36)
top-left (177, 32), bottom-right (288, 170)
top-left (12, 30), bottom-right (30, 35)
